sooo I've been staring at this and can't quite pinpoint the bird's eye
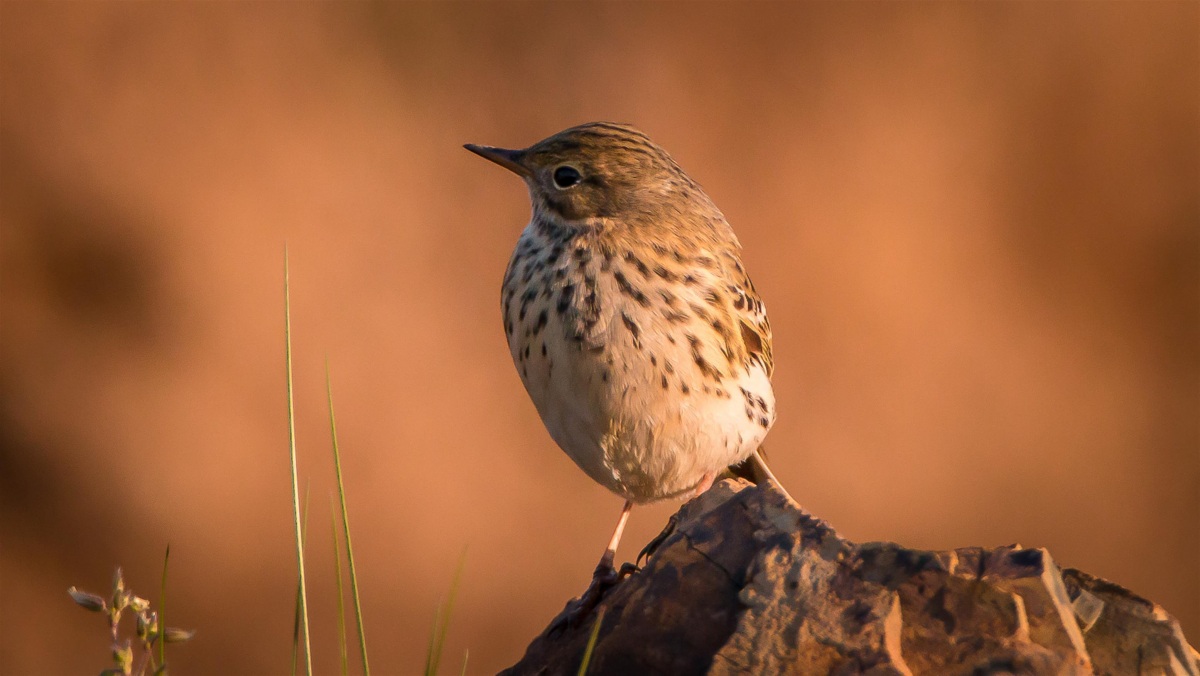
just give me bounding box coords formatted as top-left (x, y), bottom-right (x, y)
top-left (552, 165), bottom-right (582, 189)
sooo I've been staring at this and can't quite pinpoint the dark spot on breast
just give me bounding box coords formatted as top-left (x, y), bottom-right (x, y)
top-left (687, 333), bottom-right (724, 381)
top-left (665, 311), bottom-right (689, 324)
top-left (621, 312), bottom-right (642, 348)
top-left (654, 265), bottom-right (677, 282)
top-left (613, 270), bottom-right (650, 307)
top-left (533, 309), bottom-right (548, 335)
top-left (712, 320), bottom-right (733, 346)
top-left (573, 247), bottom-right (592, 263)
top-left (680, 383), bottom-right (690, 394)
top-left (624, 252), bottom-right (651, 279)
top-left (661, 375), bottom-right (669, 389)
top-left (694, 355), bottom-right (722, 381)
top-left (539, 221), bottom-right (568, 242)
top-left (541, 342), bottom-right (547, 356)
top-left (557, 284), bottom-right (576, 314)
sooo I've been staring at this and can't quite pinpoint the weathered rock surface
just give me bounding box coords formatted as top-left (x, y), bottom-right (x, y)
top-left (503, 479), bottom-right (1198, 676)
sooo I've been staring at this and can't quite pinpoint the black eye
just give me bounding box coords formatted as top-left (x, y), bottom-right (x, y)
top-left (552, 165), bottom-right (582, 189)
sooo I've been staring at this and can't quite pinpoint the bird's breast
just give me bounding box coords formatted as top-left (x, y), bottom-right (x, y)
top-left (500, 221), bottom-right (775, 501)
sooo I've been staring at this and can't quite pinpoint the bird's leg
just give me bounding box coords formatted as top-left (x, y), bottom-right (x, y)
top-left (549, 500), bottom-right (633, 635)
top-left (595, 499), bottom-right (633, 572)
top-left (637, 470), bottom-right (717, 567)
top-left (689, 469), bottom-right (717, 498)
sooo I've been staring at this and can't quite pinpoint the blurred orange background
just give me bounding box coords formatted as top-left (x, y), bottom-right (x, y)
top-left (1, 3), bottom-right (1196, 674)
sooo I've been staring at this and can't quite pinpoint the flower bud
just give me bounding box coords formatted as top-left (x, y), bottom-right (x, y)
top-left (163, 627), bottom-right (196, 644)
top-left (67, 587), bottom-right (107, 613)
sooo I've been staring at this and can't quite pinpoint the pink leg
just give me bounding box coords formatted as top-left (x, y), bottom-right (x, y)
top-left (598, 500), bottom-right (634, 570)
top-left (689, 470), bottom-right (717, 499)
top-left (550, 500), bottom-right (635, 634)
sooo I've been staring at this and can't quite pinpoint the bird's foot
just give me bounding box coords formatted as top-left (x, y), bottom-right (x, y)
top-left (547, 559), bottom-right (632, 637)
top-left (637, 513), bottom-right (680, 568)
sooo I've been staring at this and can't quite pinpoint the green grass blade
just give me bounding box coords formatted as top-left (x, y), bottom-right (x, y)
top-left (158, 544), bottom-right (169, 669)
top-left (424, 549), bottom-right (467, 676)
top-left (291, 482), bottom-right (312, 676)
top-left (423, 603), bottom-right (441, 676)
top-left (285, 249), bottom-right (312, 676)
top-left (459, 650), bottom-right (469, 676)
top-left (327, 361), bottom-right (370, 675)
top-left (331, 497), bottom-right (348, 676)
top-left (576, 608), bottom-right (606, 676)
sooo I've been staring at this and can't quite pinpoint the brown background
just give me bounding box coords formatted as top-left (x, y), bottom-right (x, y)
top-left (1, 3), bottom-right (1196, 674)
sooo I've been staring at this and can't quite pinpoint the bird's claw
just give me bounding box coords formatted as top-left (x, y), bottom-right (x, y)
top-left (637, 514), bottom-right (679, 568)
top-left (547, 560), bottom-right (631, 637)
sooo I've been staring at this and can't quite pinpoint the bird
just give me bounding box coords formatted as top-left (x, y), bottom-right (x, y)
top-left (465, 122), bottom-right (780, 621)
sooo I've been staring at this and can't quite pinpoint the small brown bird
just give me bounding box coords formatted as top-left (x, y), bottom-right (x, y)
top-left (466, 122), bottom-right (779, 612)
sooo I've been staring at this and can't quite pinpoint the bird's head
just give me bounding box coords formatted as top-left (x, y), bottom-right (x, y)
top-left (465, 122), bottom-right (707, 228)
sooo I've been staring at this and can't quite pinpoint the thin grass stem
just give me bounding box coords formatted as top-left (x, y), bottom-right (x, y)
top-left (425, 549), bottom-right (467, 676)
top-left (285, 248), bottom-right (312, 676)
top-left (424, 603), bottom-right (441, 676)
top-left (331, 497), bottom-right (349, 676)
top-left (327, 362), bottom-right (370, 675)
top-left (576, 608), bottom-right (607, 676)
top-left (158, 544), bottom-right (169, 670)
top-left (291, 482), bottom-right (312, 676)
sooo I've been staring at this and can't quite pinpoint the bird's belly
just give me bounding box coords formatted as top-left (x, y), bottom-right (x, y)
top-left (511, 310), bottom-right (774, 503)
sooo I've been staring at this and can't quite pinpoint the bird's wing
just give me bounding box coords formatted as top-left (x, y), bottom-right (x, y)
top-left (733, 280), bottom-right (773, 379)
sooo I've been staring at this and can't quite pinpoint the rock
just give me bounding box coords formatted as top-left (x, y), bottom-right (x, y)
top-left (502, 479), bottom-right (1198, 676)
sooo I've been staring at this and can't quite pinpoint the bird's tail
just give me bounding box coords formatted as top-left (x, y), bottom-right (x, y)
top-left (726, 446), bottom-right (797, 505)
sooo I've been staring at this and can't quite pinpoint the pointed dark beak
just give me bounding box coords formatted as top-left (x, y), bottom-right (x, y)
top-left (463, 143), bottom-right (531, 178)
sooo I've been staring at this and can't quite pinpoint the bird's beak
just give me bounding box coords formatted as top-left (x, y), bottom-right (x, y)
top-left (463, 144), bottom-right (532, 178)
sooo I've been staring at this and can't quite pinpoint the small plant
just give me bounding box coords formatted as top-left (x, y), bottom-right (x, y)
top-left (68, 564), bottom-right (194, 675)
